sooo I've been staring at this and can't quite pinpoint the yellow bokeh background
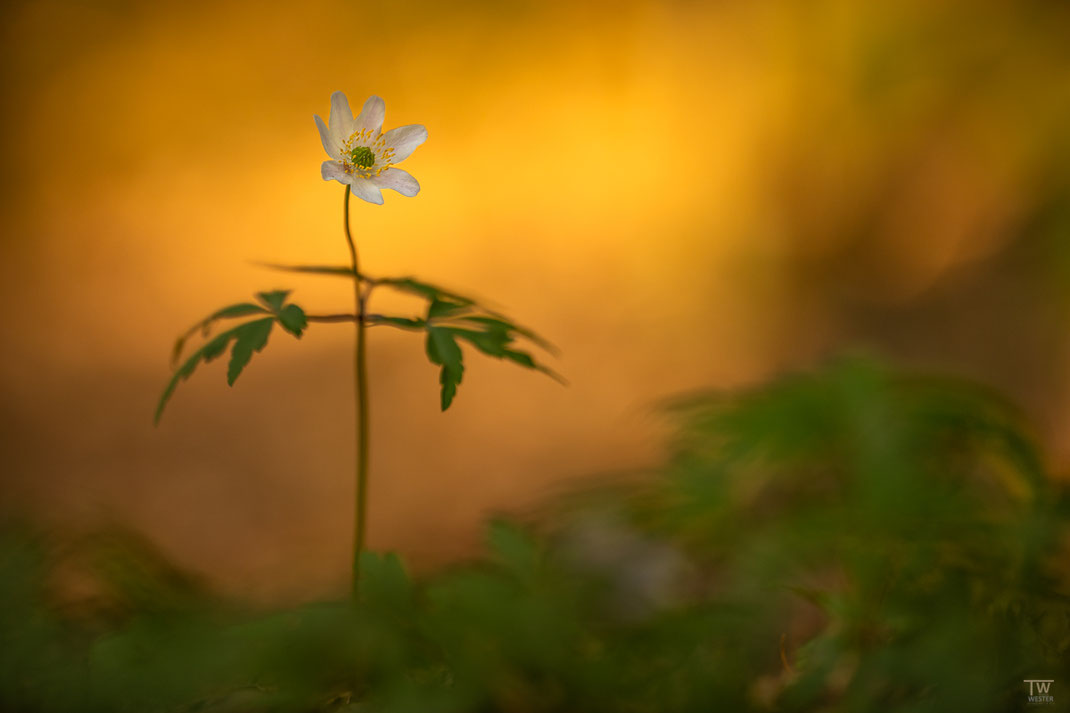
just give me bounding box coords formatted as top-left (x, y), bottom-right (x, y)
top-left (2, 0), bottom-right (1069, 600)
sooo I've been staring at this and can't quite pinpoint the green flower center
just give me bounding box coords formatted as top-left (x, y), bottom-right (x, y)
top-left (349, 146), bottom-right (376, 169)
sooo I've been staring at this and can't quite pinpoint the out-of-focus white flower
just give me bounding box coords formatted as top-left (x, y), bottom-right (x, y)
top-left (558, 510), bottom-right (694, 620)
top-left (315, 92), bottom-right (428, 205)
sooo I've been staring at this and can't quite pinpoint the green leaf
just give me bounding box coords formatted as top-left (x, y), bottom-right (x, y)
top-left (451, 326), bottom-right (565, 382)
top-left (158, 294), bottom-right (308, 424)
top-left (451, 327), bottom-right (512, 357)
top-left (357, 551), bottom-right (413, 608)
top-left (428, 298), bottom-right (468, 320)
top-left (170, 336), bottom-right (187, 368)
top-left (502, 349), bottom-right (536, 368)
top-left (206, 302), bottom-right (270, 322)
top-left (426, 327), bottom-right (464, 411)
top-left (533, 362), bottom-right (568, 385)
top-left (201, 331), bottom-right (232, 361)
top-left (378, 277), bottom-right (477, 307)
top-left (276, 304), bottom-right (307, 338)
top-left (259, 265), bottom-right (478, 306)
top-left (156, 325), bottom-right (246, 424)
top-left (368, 315), bottom-right (425, 329)
top-left (460, 315), bottom-right (557, 354)
top-left (254, 262), bottom-right (360, 278)
top-left (487, 520), bottom-right (541, 579)
top-left (226, 318), bottom-right (274, 386)
top-left (458, 315), bottom-right (513, 334)
top-left (172, 303), bottom-right (270, 366)
top-left (256, 291), bottom-right (290, 312)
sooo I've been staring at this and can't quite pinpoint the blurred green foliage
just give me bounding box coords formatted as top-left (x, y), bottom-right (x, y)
top-left (5, 356), bottom-right (1070, 712)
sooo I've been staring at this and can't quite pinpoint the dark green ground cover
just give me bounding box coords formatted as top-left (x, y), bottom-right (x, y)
top-left (3, 357), bottom-right (1068, 712)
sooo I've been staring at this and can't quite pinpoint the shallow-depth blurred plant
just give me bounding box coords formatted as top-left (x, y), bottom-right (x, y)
top-left (155, 92), bottom-right (559, 595)
top-left (8, 357), bottom-right (1070, 712)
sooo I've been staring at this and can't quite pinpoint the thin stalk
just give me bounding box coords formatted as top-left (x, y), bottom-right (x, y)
top-left (343, 185), bottom-right (370, 598)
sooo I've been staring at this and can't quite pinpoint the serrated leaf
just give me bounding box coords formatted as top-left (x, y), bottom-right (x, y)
top-left (451, 327), bottom-right (512, 357)
top-left (460, 315), bottom-right (557, 354)
top-left (156, 325), bottom-right (246, 424)
top-left (172, 303), bottom-right (271, 366)
top-left (226, 318), bottom-right (274, 386)
top-left (276, 304), bottom-right (307, 337)
top-left (368, 315), bottom-right (425, 329)
top-left (535, 364), bottom-right (569, 385)
top-left (158, 297), bottom-right (309, 425)
top-left (502, 349), bottom-right (535, 368)
top-left (170, 336), bottom-right (187, 367)
top-left (428, 298), bottom-right (468, 320)
top-left (201, 331), bottom-right (232, 361)
top-left (256, 291), bottom-right (290, 312)
top-left (426, 320), bottom-right (565, 402)
top-left (378, 277), bottom-right (478, 307)
top-left (458, 315), bottom-right (513, 335)
top-left (426, 327), bottom-right (464, 410)
top-left (208, 302), bottom-right (270, 321)
top-left (453, 327), bottom-right (565, 382)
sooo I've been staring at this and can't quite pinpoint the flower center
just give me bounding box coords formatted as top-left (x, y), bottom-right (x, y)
top-left (349, 146), bottom-right (376, 169)
top-left (341, 128), bottom-right (397, 177)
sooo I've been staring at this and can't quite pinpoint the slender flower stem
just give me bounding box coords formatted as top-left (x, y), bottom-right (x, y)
top-left (343, 185), bottom-right (370, 598)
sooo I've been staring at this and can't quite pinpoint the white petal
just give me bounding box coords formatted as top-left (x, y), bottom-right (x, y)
top-left (370, 167), bottom-right (420, 197)
top-left (328, 92), bottom-right (355, 152)
top-left (354, 95), bottom-right (386, 135)
top-left (314, 114), bottom-right (341, 158)
top-left (380, 124), bottom-right (428, 163)
top-left (349, 177), bottom-right (384, 205)
top-left (321, 160), bottom-right (351, 183)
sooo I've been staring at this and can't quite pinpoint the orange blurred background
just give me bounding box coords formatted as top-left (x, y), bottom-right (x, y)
top-left (2, 0), bottom-right (1069, 601)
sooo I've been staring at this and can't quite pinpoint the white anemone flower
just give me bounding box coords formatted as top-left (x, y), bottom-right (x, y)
top-left (315, 92), bottom-right (428, 205)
